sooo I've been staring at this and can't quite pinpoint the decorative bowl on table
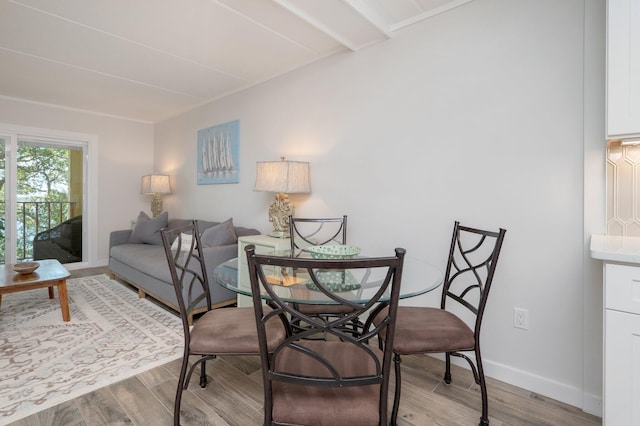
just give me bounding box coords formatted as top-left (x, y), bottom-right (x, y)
top-left (306, 245), bottom-right (361, 259)
top-left (13, 261), bottom-right (40, 274)
top-left (306, 271), bottom-right (361, 292)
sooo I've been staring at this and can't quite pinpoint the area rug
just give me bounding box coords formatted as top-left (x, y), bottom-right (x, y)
top-left (0, 274), bottom-right (184, 424)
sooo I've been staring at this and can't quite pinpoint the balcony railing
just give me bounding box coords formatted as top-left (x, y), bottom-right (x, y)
top-left (16, 201), bottom-right (77, 261)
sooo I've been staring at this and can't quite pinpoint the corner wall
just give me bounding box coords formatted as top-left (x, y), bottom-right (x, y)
top-left (155, 0), bottom-right (604, 414)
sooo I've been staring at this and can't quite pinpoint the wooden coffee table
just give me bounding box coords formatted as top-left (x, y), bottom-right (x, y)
top-left (0, 259), bottom-right (71, 321)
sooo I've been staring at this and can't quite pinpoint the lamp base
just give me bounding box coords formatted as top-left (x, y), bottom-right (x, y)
top-left (151, 194), bottom-right (163, 217)
top-left (268, 193), bottom-right (294, 237)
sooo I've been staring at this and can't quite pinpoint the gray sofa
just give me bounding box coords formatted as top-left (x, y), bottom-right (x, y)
top-left (109, 215), bottom-right (260, 323)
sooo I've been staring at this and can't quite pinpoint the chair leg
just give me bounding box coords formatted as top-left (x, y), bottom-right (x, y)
top-left (444, 352), bottom-right (452, 384)
top-left (391, 353), bottom-right (402, 426)
top-left (475, 348), bottom-right (489, 426)
top-left (174, 354), bottom-right (189, 426)
top-left (199, 356), bottom-right (208, 388)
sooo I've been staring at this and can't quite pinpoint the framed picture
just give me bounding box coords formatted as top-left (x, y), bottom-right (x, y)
top-left (197, 120), bottom-right (240, 184)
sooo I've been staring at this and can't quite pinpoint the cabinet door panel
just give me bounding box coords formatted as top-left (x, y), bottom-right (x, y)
top-left (608, 0), bottom-right (640, 137)
top-left (605, 309), bottom-right (640, 425)
top-left (605, 263), bottom-right (640, 314)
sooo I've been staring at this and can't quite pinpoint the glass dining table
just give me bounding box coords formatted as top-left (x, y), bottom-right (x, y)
top-left (213, 249), bottom-right (444, 306)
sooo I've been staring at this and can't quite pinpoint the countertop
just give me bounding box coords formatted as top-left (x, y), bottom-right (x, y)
top-left (590, 234), bottom-right (640, 264)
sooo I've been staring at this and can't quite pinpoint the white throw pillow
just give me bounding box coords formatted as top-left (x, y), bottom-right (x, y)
top-left (170, 233), bottom-right (193, 251)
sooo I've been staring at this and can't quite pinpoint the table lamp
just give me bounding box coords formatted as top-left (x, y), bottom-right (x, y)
top-left (141, 174), bottom-right (171, 217)
top-left (254, 157), bottom-right (310, 238)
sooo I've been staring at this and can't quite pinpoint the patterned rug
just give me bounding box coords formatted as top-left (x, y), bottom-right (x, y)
top-left (0, 274), bottom-right (184, 424)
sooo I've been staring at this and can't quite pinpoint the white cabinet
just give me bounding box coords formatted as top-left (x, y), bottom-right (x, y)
top-left (607, 0), bottom-right (640, 137)
top-left (604, 310), bottom-right (640, 425)
top-left (237, 235), bottom-right (291, 307)
top-left (603, 263), bottom-right (640, 425)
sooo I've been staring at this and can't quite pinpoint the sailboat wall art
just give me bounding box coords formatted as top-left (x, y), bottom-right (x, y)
top-left (197, 120), bottom-right (240, 185)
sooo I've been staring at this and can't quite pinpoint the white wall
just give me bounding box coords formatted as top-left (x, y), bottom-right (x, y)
top-left (0, 97), bottom-right (155, 265)
top-left (155, 0), bottom-right (604, 415)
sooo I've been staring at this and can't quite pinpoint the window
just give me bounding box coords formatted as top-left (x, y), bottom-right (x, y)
top-left (0, 125), bottom-right (96, 266)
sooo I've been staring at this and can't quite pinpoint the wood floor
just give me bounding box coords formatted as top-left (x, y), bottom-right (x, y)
top-left (7, 268), bottom-right (602, 426)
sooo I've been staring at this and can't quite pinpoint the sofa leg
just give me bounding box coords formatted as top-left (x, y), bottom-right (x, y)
top-left (138, 289), bottom-right (146, 299)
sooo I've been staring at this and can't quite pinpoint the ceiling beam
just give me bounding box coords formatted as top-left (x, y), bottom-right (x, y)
top-left (343, 0), bottom-right (393, 38)
top-left (273, 0), bottom-right (389, 51)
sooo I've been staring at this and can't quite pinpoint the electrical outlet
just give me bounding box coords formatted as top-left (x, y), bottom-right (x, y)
top-left (514, 307), bottom-right (529, 330)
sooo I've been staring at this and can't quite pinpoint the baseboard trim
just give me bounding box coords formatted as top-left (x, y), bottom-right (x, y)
top-left (436, 354), bottom-right (603, 418)
top-left (581, 392), bottom-right (603, 417)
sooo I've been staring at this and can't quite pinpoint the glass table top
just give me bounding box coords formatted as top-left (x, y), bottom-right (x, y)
top-left (214, 249), bottom-right (443, 305)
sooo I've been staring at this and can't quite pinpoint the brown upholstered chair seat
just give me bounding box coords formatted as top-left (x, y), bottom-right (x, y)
top-left (294, 302), bottom-right (355, 315)
top-left (374, 306), bottom-right (475, 355)
top-left (190, 306), bottom-right (285, 354)
top-left (271, 341), bottom-right (383, 426)
top-left (272, 382), bottom-right (380, 426)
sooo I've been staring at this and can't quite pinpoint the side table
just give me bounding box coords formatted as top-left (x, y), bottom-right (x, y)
top-left (237, 235), bottom-right (291, 307)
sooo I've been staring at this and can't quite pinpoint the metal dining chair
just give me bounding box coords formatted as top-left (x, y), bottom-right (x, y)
top-left (245, 245), bottom-right (406, 425)
top-left (287, 215), bottom-right (357, 328)
top-left (374, 221), bottom-right (506, 426)
top-left (288, 215), bottom-right (348, 251)
top-left (160, 221), bottom-right (287, 426)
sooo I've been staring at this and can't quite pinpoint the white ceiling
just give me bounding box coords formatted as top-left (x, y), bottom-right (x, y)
top-left (0, 0), bottom-right (473, 123)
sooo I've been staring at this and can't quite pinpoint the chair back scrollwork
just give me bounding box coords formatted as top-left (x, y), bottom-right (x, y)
top-left (442, 221), bottom-right (506, 332)
top-left (288, 215), bottom-right (348, 251)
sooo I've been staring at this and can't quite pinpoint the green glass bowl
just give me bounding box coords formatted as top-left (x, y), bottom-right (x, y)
top-left (306, 245), bottom-right (361, 259)
top-left (306, 271), bottom-right (361, 292)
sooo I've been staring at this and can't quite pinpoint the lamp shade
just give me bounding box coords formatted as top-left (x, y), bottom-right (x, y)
top-left (141, 174), bottom-right (171, 194)
top-left (254, 159), bottom-right (310, 194)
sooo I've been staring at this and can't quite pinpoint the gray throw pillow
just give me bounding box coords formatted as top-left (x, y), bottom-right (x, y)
top-left (128, 211), bottom-right (168, 245)
top-left (200, 218), bottom-right (237, 247)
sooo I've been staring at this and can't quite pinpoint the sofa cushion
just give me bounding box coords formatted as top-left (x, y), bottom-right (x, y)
top-left (129, 211), bottom-right (168, 245)
top-left (111, 243), bottom-right (173, 283)
top-left (201, 218), bottom-right (237, 247)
